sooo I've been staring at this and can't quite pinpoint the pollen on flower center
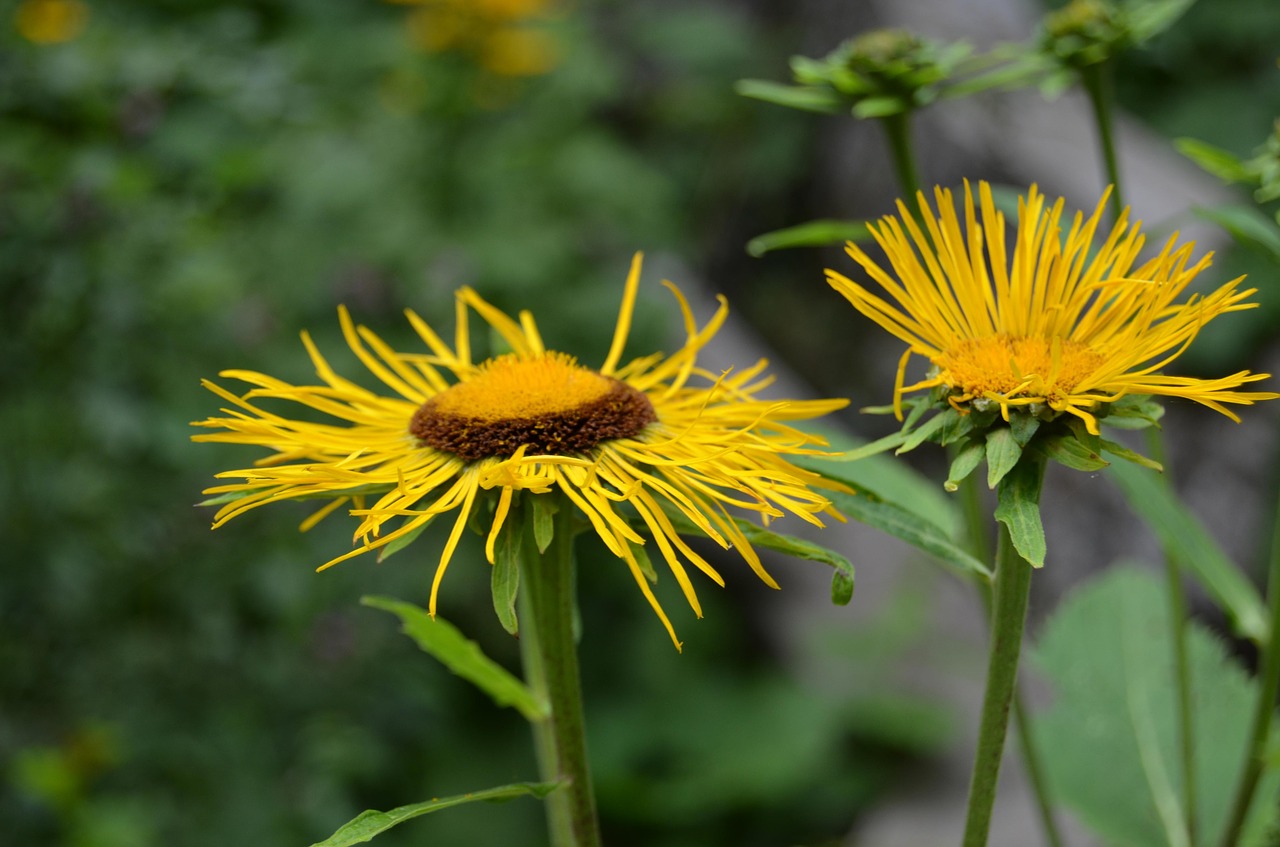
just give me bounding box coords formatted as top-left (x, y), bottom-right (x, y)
top-left (935, 335), bottom-right (1107, 400)
top-left (410, 352), bottom-right (657, 460)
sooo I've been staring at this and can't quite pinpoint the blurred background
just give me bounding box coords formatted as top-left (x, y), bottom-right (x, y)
top-left (4, 0), bottom-right (1279, 845)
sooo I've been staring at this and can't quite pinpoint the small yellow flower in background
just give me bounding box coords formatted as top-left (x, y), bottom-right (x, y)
top-left (15, 0), bottom-right (88, 45)
top-left (194, 255), bottom-right (848, 648)
top-left (827, 181), bottom-right (1278, 434)
top-left (391, 0), bottom-right (562, 78)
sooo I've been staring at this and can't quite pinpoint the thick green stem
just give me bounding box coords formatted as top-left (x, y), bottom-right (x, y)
top-left (518, 501), bottom-right (602, 847)
top-left (1217, 492), bottom-right (1280, 847)
top-left (954, 453), bottom-right (1061, 847)
top-left (1145, 428), bottom-right (1198, 843)
top-left (880, 111), bottom-right (922, 201)
top-left (1079, 61), bottom-right (1125, 221)
top-left (962, 522), bottom-right (1036, 847)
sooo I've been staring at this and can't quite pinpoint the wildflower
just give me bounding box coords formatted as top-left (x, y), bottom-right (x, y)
top-left (194, 256), bottom-right (847, 647)
top-left (827, 181), bottom-right (1276, 437)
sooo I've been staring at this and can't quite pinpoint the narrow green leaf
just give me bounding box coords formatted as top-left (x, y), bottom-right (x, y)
top-left (734, 79), bottom-right (841, 114)
top-left (195, 489), bottom-right (257, 507)
top-left (1176, 138), bottom-right (1254, 184)
top-left (308, 781), bottom-right (560, 847)
top-left (1128, 0), bottom-right (1197, 43)
top-left (378, 519), bottom-right (432, 563)
top-left (824, 488), bottom-right (991, 582)
top-left (1104, 396), bottom-right (1165, 430)
top-left (1036, 434), bottom-right (1109, 472)
top-left (491, 523), bottom-right (521, 636)
top-left (1100, 439), bottom-right (1162, 472)
top-left (898, 409), bottom-right (954, 455)
top-left (1191, 205), bottom-right (1280, 265)
top-left (994, 455), bottom-right (1046, 567)
top-left (1032, 567), bottom-right (1280, 847)
top-left (361, 597), bottom-right (548, 721)
top-left (745, 218), bottom-right (871, 257)
top-left (937, 409), bottom-right (976, 446)
top-left (985, 427), bottom-right (1023, 489)
top-left (531, 495), bottom-right (556, 554)
top-left (1105, 462), bottom-right (1268, 643)
top-left (944, 440), bottom-right (986, 492)
top-left (830, 430), bottom-right (909, 462)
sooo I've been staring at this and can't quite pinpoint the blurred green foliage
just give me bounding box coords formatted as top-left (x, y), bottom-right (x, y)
top-left (1, 2), bottom-right (946, 845)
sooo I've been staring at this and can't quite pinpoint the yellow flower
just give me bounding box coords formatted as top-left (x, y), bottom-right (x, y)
top-left (194, 255), bottom-right (847, 647)
top-left (396, 0), bottom-right (562, 78)
top-left (826, 181), bottom-right (1277, 433)
top-left (15, 0), bottom-right (88, 45)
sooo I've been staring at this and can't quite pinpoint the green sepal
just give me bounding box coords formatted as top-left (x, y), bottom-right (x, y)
top-left (745, 218), bottom-right (872, 257)
top-left (985, 427), bottom-right (1023, 489)
top-left (531, 494), bottom-right (557, 554)
top-left (1065, 417), bottom-right (1103, 453)
top-left (852, 95), bottom-right (909, 118)
top-left (491, 513), bottom-right (522, 636)
top-left (1105, 462), bottom-right (1268, 644)
top-left (1009, 412), bottom-right (1041, 446)
top-left (833, 429), bottom-right (909, 462)
top-left (377, 519), bottom-right (433, 563)
top-left (944, 440), bottom-right (986, 492)
top-left (308, 781), bottom-right (560, 847)
top-left (1100, 438), bottom-right (1162, 472)
top-left (937, 408), bottom-right (976, 445)
top-left (195, 489), bottom-right (258, 507)
top-left (994, 453), bottom-right (1047, 568)
top-left (733, 79), bottom-right (842, 113)
top-left (1127, 0), bottom-right (1198, 43)
top-left (1036, 434), bottom-right (1108, 472)
top-left (628, 540), bottom-right (658, 584)
top-left (1102, 395), bottom-right (1165, 430)
top-left (361, 596), bottom-right (548, 721)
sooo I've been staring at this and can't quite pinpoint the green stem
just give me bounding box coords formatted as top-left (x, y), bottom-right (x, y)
top-left (1217, 491), bottom-right (1280, 847)
top-left (962, 521), bottom-right (1036, 847)
top-left (1079, 61), bottom-right (1125, 221)
top-left (518, 500), bottom-right (602, 847)
top-left (953, 451), bottom-right (1062, 847)
top-left (1145, 428), bottom-right (1198, 843)
top-left (880, 111), bottom-right (922, 201)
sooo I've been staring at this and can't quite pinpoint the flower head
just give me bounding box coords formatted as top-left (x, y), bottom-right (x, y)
top-left (826, 181), bottom-right (1277, 436)
top-left (194, 255), bottom-right (848, 647)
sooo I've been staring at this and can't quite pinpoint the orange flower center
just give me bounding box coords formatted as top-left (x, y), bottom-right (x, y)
top-left (935, 335), bottom-right (1106, 400)
top-left (410, 352), bottom-right (656, 460)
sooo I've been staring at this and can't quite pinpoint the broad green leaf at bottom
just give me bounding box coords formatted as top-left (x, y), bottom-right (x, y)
top-left (1032, 567), bottom-right (1279, 847)
top-left (308, 781), bottom-right (559, 847)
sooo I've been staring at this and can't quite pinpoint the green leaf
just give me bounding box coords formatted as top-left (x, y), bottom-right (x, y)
top-left (1191, 205), bottom-right (1280, 265)
top-left (361, 597), bottom-right (548, 721)
top-left (994, 454), bottom-right (1046, 567)
top-left (1031, 567), bottom-right (1280, 847)
top-left (1175, 138), bottom-right (1254, 184)
top-left (658, 510), bottom-right (856, 605)
top-left (1128, 0), bottom-right (1198, 43)
top-left (308, 782), bottom-right (560, 847)
top-left (745, 218), bottom-right (871, 257)
top-left (531, 495), bottom-right (556, 554)
top-left (829, 430), bottom-right (910, 462)
top-left (898, 409), bottom-right (955, 455)
top-left (377, 519), bottom-right (432, 564)
top-left (733, 79), bottom-right (841, 114)
top-left (985, 427), bottom-right (1023, 489)
top-left (825, 488), bottom-right (990, 582)
top-left (491, 522), bottom-right (521, 636)
top-left (1104, 395), bottom-right (1165, 430)
top-left (1100, 438), bottom-right (1162, 472)
top-left (1009, 413), bottom-right (1040, 447)
top-left (944, 440), bottom-right (985, 492)
top-left (1105, 462), bottom-right (1268, 643)
top-left (1036, 433), bottom-right (1108, 472)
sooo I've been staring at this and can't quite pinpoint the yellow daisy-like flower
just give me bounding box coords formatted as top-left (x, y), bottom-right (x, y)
top-left (826, 181), bottom-right (1277, 433)
top-left (194, 255), bottom-right (847, 647)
